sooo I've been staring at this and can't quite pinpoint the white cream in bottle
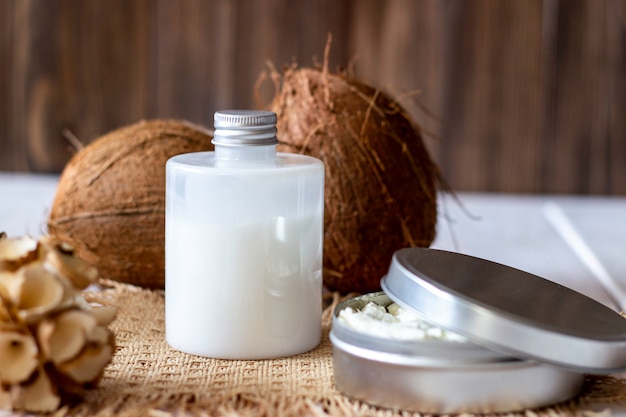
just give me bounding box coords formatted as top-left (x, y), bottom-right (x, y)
top-left (165, 110), bottom-right (324, 359)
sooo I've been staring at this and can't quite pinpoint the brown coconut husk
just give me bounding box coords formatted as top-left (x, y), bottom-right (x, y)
top-left (47, 120), bottom-right (213, 289)
top-left (266, 50), bottom-right (442, 293)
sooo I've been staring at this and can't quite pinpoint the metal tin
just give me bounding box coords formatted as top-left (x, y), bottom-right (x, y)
top-left (330, 247), bottom-right (626, 413)
top-left (330, 292), bottom-right (584, 413)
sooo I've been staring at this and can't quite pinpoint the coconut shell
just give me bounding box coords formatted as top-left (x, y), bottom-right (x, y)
top-left (48, 120), bottom-right (213, 288)
top-left (269, 67), bottom-right (439, 293)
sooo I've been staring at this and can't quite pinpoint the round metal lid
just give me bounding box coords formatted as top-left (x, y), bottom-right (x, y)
top-left (212, 110), bottom-right (278, 146)
top-left (380, 248), bottom-right (626, 374)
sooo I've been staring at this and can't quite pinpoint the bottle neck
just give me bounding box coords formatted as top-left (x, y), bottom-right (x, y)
top-left (215, 144), bottom-right (277, 166)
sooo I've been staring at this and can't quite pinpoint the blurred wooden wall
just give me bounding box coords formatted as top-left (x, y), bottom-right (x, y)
top-left (1, 0), bottom-right (625, 194)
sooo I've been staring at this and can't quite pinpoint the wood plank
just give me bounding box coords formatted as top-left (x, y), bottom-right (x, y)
top-left (495, 1), bottom-right (545, 193)
top-left (0, 0), bottom-right (18, 170)
top-left (0, 0), bottom-right (624, 196)
top-left (154, 0), bottom-right (234, 122)
top-left (547, 0), bottom-right (626, 194)
top-left (605, 0), bottom-right (626, 195)
top-left (7, 0), bottom-right (153, 172)
top-left (350, 0), bottom-right (447, 164)
top-left (10, 0), bottom-right (66, 172)
top-left (441, 1), bottom-right (546, 193)
top-left (53, 0), bottom-right (153, 145)
top-left (154, 0), bottom-right (352, 127)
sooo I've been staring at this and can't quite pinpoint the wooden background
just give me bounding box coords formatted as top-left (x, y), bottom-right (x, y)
top-left (1, 0), bottom-right (625, 194)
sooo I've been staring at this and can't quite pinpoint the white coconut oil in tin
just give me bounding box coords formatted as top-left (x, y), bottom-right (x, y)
top-left (165, 110), bottom-right (324, 359)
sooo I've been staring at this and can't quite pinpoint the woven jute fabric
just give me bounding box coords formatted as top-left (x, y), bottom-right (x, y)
top-left (50, 279), bottom-right (626, 417)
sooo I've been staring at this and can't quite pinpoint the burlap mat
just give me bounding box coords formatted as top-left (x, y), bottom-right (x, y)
top-left (49, 279), bottom-right (626, 417)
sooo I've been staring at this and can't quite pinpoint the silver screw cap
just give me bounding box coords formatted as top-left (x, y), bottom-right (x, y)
top-left (212, 110), bottom-right (278, 146)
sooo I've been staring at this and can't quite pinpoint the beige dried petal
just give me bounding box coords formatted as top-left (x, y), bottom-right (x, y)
top-left (0, 270), bottom-right (20, 304)
top-left (11, 262), bottom-right (67, 321)
top-left (0, 305), bottom-right (10, 323)
top-left (90, 305), bottom-right (118, 327)
top-left (37, 234), bottom-right (60, 250)
top-left (72, 297), bottom-right (118, 326)
top-left (44, 242), bottom-right (98, 290)
top-left (88, 325), bottom-right (113, 345)
top-left (0, 236), bottom-right (37, 272)
top-left (0, 383), bottom-right (10, 410)
top-left (0, 270), bottom-right (11, 293)
top-left (0, 271), bottom-right (16, 321)
top-left (38, 309), bottom-right (97, 364)
top-left (57, 340), bottom-right (113, 383)
top-left (0, 329), bottom-right (38, 384)
top-left (10, 369), bottom-right (61, 413)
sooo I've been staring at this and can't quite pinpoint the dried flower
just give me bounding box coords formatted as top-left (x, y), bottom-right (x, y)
top-left (0, 236), bottom-right (37, 272)
top-left (0, 232), bottom-right (116, 412)
top-left (0, 328), bottom-right (38, 384)
top-left (9, 368), bottom-right (61, 413)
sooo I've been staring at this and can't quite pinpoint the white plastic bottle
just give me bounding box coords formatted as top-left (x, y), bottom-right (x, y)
top-left (165, 110), bottom-right (324, 359)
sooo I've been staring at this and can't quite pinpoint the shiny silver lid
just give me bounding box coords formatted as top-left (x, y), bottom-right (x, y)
top-left (381, 248), bottom-right (626, 374)
top-left (212, 110), bottom-right (278, 146)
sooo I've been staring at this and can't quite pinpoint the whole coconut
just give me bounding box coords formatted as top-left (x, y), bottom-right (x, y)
top-left (269, 66), bottom-right (440, 293)
top-left (48, 120), bottom-right (213, 288)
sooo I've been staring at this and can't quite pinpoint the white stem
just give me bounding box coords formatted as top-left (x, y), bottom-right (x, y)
top-left (543, 202), bottom-right (626, 311)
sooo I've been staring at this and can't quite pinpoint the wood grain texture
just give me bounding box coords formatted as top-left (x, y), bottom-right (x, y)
top-left (546, 0), bottom-right (626, 194)
top-left (2, 0), bottom-right (153, 172)
top-left (1, 0), bottom-right (624, 194)
top-left (0, 0), bottom-right (17, 169)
